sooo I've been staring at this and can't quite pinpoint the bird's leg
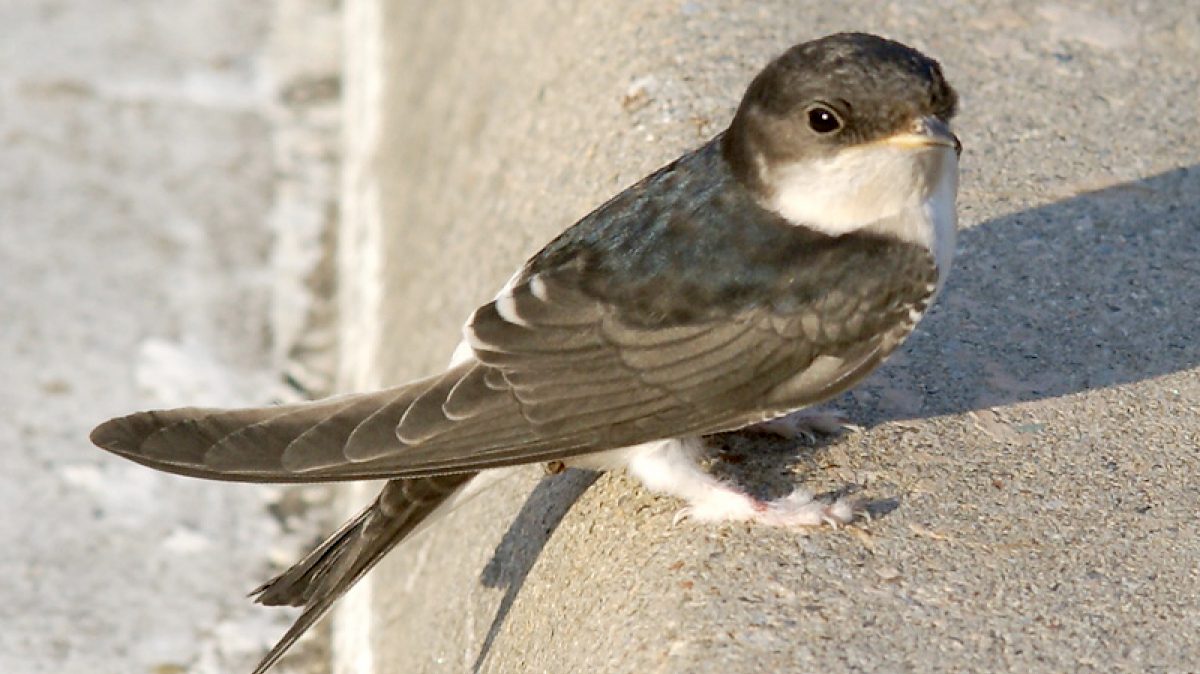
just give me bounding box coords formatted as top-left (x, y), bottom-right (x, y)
top-left (623, 438), bottom-right (855, 527)
top-left (749, 408), bottom-right (860, 441)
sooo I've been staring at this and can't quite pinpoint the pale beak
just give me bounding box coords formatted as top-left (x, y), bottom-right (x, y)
top-left (884, 116), bottom-right (962, 156)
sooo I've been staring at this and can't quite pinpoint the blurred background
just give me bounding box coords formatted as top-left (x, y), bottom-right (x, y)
top-left (0, 1), bottom-right (339, 672)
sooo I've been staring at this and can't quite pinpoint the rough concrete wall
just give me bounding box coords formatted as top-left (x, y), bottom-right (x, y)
top-left (338, 1), bottom-right (1200, 673)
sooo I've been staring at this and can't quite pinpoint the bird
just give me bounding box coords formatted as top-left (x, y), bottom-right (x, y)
top-left (91, 32), bottom-right (960, 674)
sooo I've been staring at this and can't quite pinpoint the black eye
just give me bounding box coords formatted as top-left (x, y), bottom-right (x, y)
top-left (806, 105), bottom-right (842, 134)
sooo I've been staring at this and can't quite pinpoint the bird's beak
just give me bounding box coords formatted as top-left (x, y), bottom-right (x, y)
top-left (884, 116), bottom-right (962, 156)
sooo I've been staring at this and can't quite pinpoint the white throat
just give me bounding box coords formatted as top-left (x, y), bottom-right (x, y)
top-left (765, 144), bottom-right (959, 278)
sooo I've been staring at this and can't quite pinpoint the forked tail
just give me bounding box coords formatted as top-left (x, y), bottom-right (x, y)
top-left (247, 473), bottom-right (475, 674)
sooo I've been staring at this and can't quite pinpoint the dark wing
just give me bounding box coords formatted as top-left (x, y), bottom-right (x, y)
top-left (92, 259), bottom-right (930, 483)
top-left (91, 384), bottom-right (433, 482)
top-left (367, 256), bottom-right (930, 473)
top-left (92, 140), bottom-right (936, 482)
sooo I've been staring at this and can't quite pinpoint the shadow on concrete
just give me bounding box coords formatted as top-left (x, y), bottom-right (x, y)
top-left (469, 165), bottom-right (1199, 665)
top-left (473, 467), bottom-right (600, 672)
top-left (845, 164), bottom-right (1200, 424)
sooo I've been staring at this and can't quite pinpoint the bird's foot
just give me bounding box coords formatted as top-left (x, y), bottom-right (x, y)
top-left (673, 485), bottom-right (856, 528)
top-left (625, 438), bottom-right (858, 529)
top-left (750, 408), bottom-right (860, 442)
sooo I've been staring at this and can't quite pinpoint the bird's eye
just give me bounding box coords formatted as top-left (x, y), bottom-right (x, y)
top-left (806, 105), bottom-right (842, 134)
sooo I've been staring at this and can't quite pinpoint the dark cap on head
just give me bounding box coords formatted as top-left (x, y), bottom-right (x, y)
top-left (724, 33), bottom-right (958, 187)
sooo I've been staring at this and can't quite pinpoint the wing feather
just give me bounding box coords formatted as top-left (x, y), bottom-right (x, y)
top-left (94, 207), bottom-right (936, 484)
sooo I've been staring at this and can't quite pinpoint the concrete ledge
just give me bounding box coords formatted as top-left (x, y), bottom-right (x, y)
top-left (335, 1), bottom-right (1200, 673)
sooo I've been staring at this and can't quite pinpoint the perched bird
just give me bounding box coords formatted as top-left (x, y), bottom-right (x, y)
top-left (92, 32), bottom-right (959, 674)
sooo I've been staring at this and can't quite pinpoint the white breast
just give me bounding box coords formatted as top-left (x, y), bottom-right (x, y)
top-left (766, 143), bottom-right (959, 281)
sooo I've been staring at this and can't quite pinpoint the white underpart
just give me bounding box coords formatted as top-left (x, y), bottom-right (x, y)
top-left (582, 438), bottom-right (854, 526)
top-left (416, 435), bottom-right (857, 536)
top-left (768, 141), bottom-right (959, 280)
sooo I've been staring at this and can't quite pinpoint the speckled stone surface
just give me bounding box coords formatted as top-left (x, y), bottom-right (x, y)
top-left (339, 1), bottom-right (1200, 672)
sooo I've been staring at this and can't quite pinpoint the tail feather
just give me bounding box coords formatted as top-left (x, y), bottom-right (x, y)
top-left (251, 504), bottom-right (373, 608)
top-left (247, 474), bottom-right (474, 674)
top-left (88, 379), bottom-right (440, 483)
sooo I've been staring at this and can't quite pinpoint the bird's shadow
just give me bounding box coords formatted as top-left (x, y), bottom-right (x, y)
top-left (470, 164), bottom-right (1200, 668)
top-left (845, 165), bottom-right (1200, 425)
top-left (472, 467), bottom-right (600, 673)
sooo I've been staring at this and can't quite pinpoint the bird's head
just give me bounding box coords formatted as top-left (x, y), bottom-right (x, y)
top-left (724, 33), bottom-right (960, 238)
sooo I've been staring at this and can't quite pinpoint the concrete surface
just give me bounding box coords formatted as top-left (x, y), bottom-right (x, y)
top-left (337, 0), bottom-right (1200, 673)
top-left (0, 1), bottom-right (337, 673)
